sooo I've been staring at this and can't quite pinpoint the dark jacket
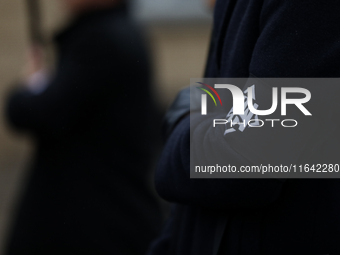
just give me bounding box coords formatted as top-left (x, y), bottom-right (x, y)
top-left (149, 0), bottom-right (340, 254)
top-left (5, 4), bottom-right (161, 255)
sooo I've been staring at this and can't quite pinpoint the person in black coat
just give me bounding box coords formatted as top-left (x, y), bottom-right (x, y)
top-left (5, 1), bottom-right (162, 254)
top-left (148, 0), bottom-right (340, 254)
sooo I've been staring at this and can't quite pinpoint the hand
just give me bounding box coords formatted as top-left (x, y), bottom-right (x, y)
top-left (24, 43), bottom-right (45, 78)
top-left (23, 44), bottom-right (49, 93)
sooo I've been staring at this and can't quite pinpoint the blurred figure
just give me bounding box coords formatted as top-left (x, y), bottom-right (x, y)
top-left (5, 0), bottom-right (162, 254)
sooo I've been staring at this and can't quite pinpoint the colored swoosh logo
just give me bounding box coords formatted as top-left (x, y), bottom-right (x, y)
top-left (197, 87), bottom-right (217, 106)
top-left (196, 82), bottom-right (223, 106)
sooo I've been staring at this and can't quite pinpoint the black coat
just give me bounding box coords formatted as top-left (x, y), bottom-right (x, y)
top-left (5, 5), bottom-right (161, 255)
top-left (149, 0), bottom-right (340, 254)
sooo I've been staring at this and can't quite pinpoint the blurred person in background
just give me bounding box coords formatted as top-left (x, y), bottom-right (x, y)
top-left (5, 0), bottom-right (162, 254)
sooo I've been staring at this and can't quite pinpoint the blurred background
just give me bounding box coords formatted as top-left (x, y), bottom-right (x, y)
top-left (0, 0), bottom-right (212, 253)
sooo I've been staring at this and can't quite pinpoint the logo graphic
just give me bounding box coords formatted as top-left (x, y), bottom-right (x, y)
top-left (199, 83), bottom-right (311, 116)
top-left (196, 82), bottom-right (222, 115)
top-left (197, 82), bottom-right (312, 134)
top-left (224, 85), bottom-right (260, 134)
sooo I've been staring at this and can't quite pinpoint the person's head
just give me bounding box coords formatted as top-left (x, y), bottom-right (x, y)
top-left (60, 0), bottom-right (123, 15)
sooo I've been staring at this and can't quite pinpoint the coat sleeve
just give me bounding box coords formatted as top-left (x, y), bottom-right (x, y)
top-left (155, 0), bottom-right (340, 208)
top-left (155, 115), bottom-right (284, 208)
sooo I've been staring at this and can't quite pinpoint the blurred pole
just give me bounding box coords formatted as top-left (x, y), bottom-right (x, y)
top-left (26, 0), bottom-right (44, 44)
